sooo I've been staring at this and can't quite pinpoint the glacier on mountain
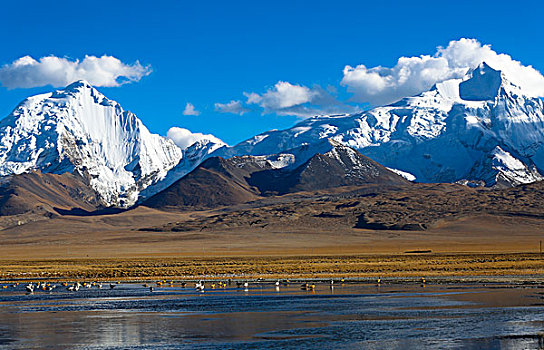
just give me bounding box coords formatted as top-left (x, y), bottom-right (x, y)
top-left (0, 60), bottom-right (543, 208)
top-left (216, 62), bottom-right (544, 187)
top-left (0, 81), bottom-right (186, 207)
top-left (139, 136), bottom-right (226, 200)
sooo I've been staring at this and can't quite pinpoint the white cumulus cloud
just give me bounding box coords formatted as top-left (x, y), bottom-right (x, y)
top-left (166, 127), bottom-right (224, 150)
top-left (214, 100), bottom-right (249, 115)
top-left (341, 38), bottom-right (544, 106)
top-left (245, 81), bottom-right (316, 109)
top-left (182, 102), bottom-right (200, 116)
top-left (245, 81), bottom-right (359, 118)
top-left (0, 55), bottom-right (151, 89)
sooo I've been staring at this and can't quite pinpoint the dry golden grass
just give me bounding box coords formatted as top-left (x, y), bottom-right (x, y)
top-left (2, 187), bottom-right (544, 282)
top-left (1, 253), bottom-right (544, 281)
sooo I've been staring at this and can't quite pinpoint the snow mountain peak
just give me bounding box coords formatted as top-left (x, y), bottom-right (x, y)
top-left (459, 62), bottom-right (503, 101)
top-left (215, 63), bottom-right (544, 188)
top-left (0, 81), bottom-right (184, 207)
top-left (1, 59), bottom-right (544, 209)
top-left (457, 61), bottom-right (526, 102)
top-left (64, 79), bottom-right (93, 90)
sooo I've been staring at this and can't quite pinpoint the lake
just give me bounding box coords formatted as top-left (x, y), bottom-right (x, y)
top-left (0, 280), bottom-right (543, 349)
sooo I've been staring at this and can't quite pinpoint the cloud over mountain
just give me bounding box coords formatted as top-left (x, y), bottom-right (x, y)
top-left (245, 81), bottom-right (316, 110)
top-left (214, 100), bottom-right (248, 115)
top-left (244, 81), bottom-right (359, 118)
top-left (167, 127), bottom-right (224, 150)
top-left (183, 102), bottom-right (200, 116)
top-left (341, 38), bottom-right (544, 105)
top-left (0, 55), bottom-right (151, 89)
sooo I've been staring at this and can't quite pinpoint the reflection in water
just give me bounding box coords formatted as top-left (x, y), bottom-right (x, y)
top-left (0, 283), bottom-right (543, 349)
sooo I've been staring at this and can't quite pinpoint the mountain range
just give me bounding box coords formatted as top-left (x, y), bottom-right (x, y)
top-left (144, 139), bottom-right (409, 210)
top-left (0, 61), bottom-right (544, 219)
top-left (217, 63), bottom-right (544, 187)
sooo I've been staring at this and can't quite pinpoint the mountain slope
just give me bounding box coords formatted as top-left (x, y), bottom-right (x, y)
top-left (216, 62), bottom-right (544, 187)
top-left (247, 139), bottom-right (410, 195)
top-left (0, 171), bottom-right (100, 217)
top-left (138, 137), bottom-right (227, 201)
top-left (143, 156), bottom-right (262, 209)
top-left (145, 140), bottom-right (410, 209)
top-left (0, 81), bottom-right (183, 207)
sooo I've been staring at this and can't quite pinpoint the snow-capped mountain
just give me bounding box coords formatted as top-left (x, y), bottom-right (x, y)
top-left (216, 62), bottom-right (544, 187)
top-left (139, 136), bottom-right (226, 199)
top-left (0, 80), bottom-right (185, 207)
top-left (1, 60), bottom-right (542, 212)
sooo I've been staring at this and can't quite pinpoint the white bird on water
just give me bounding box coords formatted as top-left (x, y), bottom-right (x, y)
top-left (25, 284), bottom-right (34, 293)
top-left (67, 283), bottom-right (80, 292)
top-left (195, 281), bottom-right (205, 291)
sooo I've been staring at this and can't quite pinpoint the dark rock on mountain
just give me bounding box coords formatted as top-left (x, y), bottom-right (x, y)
top-left (145, 141), bottom-right (410, 209)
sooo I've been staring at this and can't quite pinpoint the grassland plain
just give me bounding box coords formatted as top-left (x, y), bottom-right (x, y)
top-left (1, 253), bottom-right (544, 281)
top-left (3, 183), bottom-right (544, 283)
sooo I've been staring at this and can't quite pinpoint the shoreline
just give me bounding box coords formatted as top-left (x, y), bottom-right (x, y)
top-left (1, 252), bottom-right (543, 281)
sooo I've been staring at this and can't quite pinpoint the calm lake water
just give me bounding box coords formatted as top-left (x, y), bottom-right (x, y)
top-left (0, 281), bottom-right (543, 349)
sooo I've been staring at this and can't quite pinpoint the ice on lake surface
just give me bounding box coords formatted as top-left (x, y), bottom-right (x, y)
top-left (0, 281), bottom-right (543, 349)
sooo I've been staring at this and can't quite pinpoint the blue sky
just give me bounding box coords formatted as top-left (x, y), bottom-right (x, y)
top-left (0, 0), bottom-right (543, 145)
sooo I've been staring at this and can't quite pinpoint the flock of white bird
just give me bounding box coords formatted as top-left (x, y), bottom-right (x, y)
top-left (0, 277), bottom-right (377, 294)
top-left (0, 281), bottom-right (120, 293)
